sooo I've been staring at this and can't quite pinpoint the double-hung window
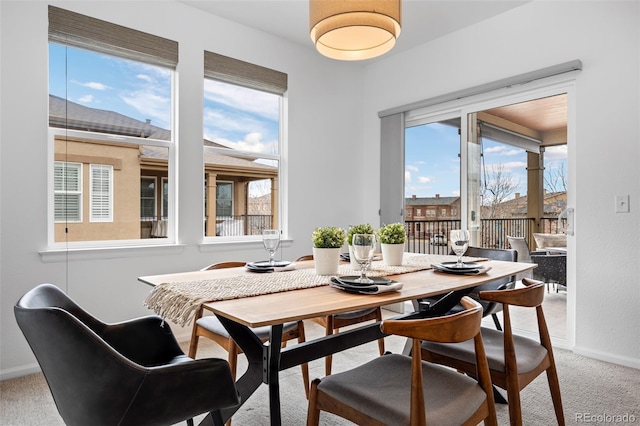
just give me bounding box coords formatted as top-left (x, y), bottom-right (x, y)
top-left (203, 51), bottom-right (287, 239)
top-left (48, 6), bottom-right (176, 246)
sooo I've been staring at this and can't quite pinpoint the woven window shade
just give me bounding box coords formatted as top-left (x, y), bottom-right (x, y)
top-left (48, 6), bottom-right (178, 68)
top-left (204, 51), bottom-right (287, 95)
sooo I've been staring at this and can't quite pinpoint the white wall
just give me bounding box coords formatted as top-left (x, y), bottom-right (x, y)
top-left (0, 0), bottom-right (365, 379)
top-left (361, 1), bottom-right (640, 368)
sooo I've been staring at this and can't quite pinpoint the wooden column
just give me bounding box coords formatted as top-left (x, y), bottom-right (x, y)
top-left (527, 150), bottom-right (544, 238)
top-left (206, 173), bottom-right (217, 237)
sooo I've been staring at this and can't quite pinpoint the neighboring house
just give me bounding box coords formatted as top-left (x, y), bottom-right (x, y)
top-left (50, 95), bottom-right (277, 241)
top-left (404, 194), bottom-right (461, 237)
top-left (485, 191), bottom-right (567, 219)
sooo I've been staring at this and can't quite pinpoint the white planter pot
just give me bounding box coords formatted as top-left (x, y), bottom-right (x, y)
top-left (348, 245), bottom-right (360, 270)
top-left (312, 247), bottom-right (340, 275)
top-left (381, 243), bottom-right (404, 266)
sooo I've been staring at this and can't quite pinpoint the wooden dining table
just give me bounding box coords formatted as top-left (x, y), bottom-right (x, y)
top-left (139, 256), bottom-right (535, 426)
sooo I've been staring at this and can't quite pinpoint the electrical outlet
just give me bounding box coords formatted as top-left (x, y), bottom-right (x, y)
top-left (615, 195), bottom-right (630, 213)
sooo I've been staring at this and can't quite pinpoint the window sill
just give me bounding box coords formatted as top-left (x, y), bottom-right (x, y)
top-left (198, 238), bottom-right (292, 252)
top-left (40, 243), bottom-right (186, 263)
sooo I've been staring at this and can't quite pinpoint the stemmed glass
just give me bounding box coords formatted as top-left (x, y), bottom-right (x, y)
top-left (450, 229), bottom-right (470, 268)
top-left (262, 229), bottom-right (280, 265)
top-left (351, 233), bottom-right (377, 283)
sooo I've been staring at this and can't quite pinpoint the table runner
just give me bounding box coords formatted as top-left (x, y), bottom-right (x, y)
top-left (144, 253), bottom-right (467, 327)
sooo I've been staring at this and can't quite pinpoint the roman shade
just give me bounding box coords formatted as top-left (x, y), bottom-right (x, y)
top-left (48, 5), bottom-right (178, 68)
top-left (204, 51), bottom-right (288, 95)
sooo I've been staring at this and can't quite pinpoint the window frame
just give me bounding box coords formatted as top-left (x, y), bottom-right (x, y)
top-left (140, 176), bottom-right (158, 221)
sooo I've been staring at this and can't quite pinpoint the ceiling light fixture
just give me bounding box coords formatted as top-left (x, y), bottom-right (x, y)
top-left (309, 0), bottom-right (402, 61)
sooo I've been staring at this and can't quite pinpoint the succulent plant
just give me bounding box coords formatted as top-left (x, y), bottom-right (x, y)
top-left (346, 223), bottom-right (376, 245)
top-left (312, 226), bottom-right (346, 248)
top-left (378, 222), bottom-right (406, 244)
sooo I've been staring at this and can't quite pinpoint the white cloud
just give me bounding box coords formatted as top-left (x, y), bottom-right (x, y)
top-left (212, 132), bottom-right (275, 154)
top-left (82, 82), bottom-right (109, 90)
top-left (204, 79), bottom-right (279, 121)
top-left (122, 92), bottom-right (171, 127)
top-left (405, 171), bottom-right (412, 182)
top-left (418, 176), bottom-right (431, 184)
top-left (406, 165), bottom-right (419, 173)
top-left (78, 94), bottom-right (94, 103)
top-left (136, 74), bottom-right (154, 84)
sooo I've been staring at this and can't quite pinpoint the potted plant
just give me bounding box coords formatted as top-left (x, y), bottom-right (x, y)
top-left (312, 226), bottom-right (346, 275)
top-left (378, 223), bottom-right (406, 266)
top-left (347, 224), bottom-right (376, 269)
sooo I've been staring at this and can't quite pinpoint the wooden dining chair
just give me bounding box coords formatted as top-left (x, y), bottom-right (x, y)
top-left (296, 255), bottom-right (384, 375)
top-left (421, 278), bottom-right (565, 426)
top-left (306, 297), bottom-right (497, 426)
top-left (188, 261), bottom-right (310, 401)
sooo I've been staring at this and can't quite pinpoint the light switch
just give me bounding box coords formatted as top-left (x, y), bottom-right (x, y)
top-left (615, 195), bottom-right (630, 213)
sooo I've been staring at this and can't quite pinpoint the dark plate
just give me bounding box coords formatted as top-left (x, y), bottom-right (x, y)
top-left (333, 276), bottom-right (393, 286)
top-left (245, 264), bottom-right (273, 273)
top-left (436, 261), bottom-right (481, 270)
top-left (329, 282), bottom-right (378, 294)
top-left (247, 260), bottom-right (291, 268)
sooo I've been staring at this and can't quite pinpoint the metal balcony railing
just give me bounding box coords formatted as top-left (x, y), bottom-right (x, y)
top-left (404, 217), bottom-right (566, 254)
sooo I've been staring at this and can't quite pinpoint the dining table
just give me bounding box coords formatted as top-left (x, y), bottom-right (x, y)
top-left (139, 253), bottom-right (536, 426)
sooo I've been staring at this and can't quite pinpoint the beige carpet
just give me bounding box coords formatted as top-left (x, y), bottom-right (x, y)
top-left (2, 313), bottom-right (638, 425)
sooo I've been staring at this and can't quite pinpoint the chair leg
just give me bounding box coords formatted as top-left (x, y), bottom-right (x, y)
top-left (546, 363), bottom-right (566, 425)
top-left (297, 321), bottom-right (311, 399)
top-left (492, 313), bottom-right (503, 331)
top-left (306, 379), bottom-right (321, 426)
top-left (324, 316), bottom-right (334, 376)
top-left (227, 339), bottom-right (238, 381)
top-left (505, 380), bottom-right (523, 426)
top-left (186, 418), bottom-right (194, 426)
top-left (188, 308), bottom-right (204, 358)
top-left (375, 308), bottom-right (385, 356)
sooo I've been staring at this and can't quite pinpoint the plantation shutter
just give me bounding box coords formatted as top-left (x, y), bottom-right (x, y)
top-left (90, 164), bottom-right (113, 221)
top-left (54, 162), bottom-right (82, 222)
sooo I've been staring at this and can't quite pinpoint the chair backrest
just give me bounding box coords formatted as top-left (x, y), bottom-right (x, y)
top-left (295, 254), bottom-right (314, 261)
top-left (381, 297), bottom-right (495, 425)
top-left (14, 284), bottom-right (148, 425)
top-left (465, 246), bottom-right (518, 293)
top-left (479, 278), bottom-right (551, 351)
top-left (201, 261), bottom-right (247, 271)
top-left (507, 235), bottom-right (531, 263)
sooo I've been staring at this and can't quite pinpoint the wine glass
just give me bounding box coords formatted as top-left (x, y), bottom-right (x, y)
top-left (449, 229), bottom-right (470, 268)
top-left (351, 233), bottom-right (376, 283)
top-left (262, 229), bottom-right (280, 265)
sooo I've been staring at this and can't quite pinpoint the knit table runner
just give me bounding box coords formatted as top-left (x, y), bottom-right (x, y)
top-left (144, 253), bottom-right (466, 327)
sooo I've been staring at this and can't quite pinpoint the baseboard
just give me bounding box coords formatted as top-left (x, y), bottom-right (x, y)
top-left (0, 363), bottom-right (42, 381)
top-left (573, 346), bottom-right (640, 370)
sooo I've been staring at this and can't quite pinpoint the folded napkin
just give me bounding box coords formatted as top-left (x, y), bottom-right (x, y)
top-left (329, 277), bottom-right (403, 294)
top-left (273, 262), bottom-right (296, 272)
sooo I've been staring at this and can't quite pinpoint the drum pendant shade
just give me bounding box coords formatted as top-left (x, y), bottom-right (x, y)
top-left (310, 0), bottom-right (401, 61)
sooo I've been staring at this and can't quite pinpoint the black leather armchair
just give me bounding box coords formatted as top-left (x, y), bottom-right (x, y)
top-left (530, 252), bottom-right (567, 292)
top-left (14, 284), bottom-right (240, 426)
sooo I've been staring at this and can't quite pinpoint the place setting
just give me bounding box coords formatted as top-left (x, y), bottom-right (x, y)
top-left (330, 233), bottom-right (403, 294)
top-left (245, 229), bottom-right (296, 273)
top-left (431, 230), bottom-right (492, 275)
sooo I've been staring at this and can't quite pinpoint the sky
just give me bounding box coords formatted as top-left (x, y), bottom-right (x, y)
top-left (404, 122), bottom-right (568, 199)
top-left (49, 43), bottom-right (279, 156)
top-left (50, 43), bottom-right (567, 201)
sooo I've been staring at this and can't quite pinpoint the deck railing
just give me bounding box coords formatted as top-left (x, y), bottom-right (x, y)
top-left (404, 217), bottom-right (566, 254)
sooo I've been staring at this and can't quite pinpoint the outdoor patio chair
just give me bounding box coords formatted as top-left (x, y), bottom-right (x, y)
top-left (14, 283), bottom-right (239, 426)
top-left (530, 251), bottom-right (567, 292)
top-left (506, 235), bottom-right (534, 281)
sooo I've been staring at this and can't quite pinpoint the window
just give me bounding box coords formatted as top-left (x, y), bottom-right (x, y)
top-left (48, 6), bottom-right (176, 246)
top-left (90, 164), bottom-right (113, 222)
top-left (427, 209), bottom-right (436, 217)
top-left (441, 208), bottom-right (447, 216)
top-left (140, 177), bottom-right (156, 220)
top-left (203, 51), bottom-right (286, 239)
top-left (216, 182), bottom-right (233, 217)
top-left (54, 162), bottom-right (82, 222)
